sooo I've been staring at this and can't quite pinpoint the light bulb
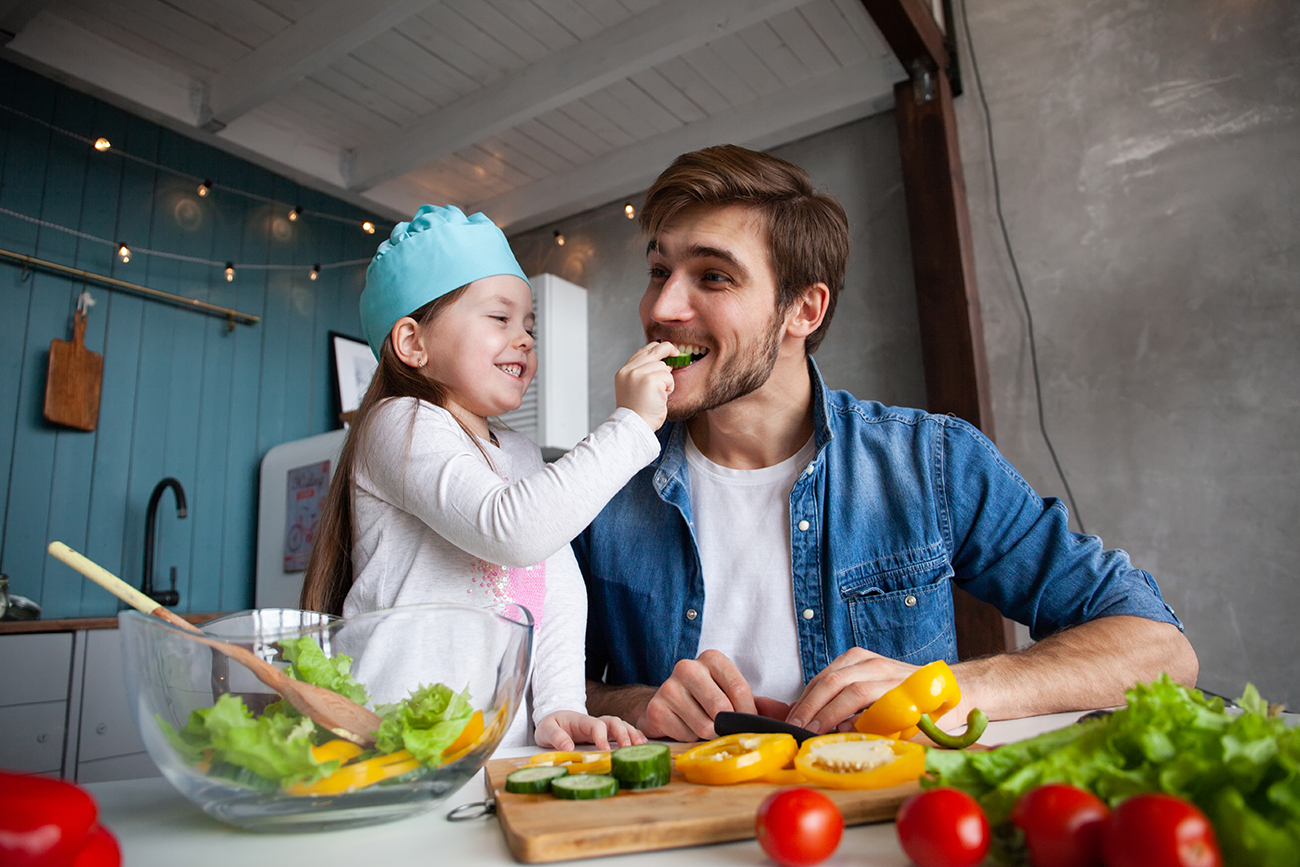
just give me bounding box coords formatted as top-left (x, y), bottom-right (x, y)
top-left (289, 206), bottom-right (302, 222)
top-left (117, 244), bottom-right (130, 263)
top-left (197, 180), bottom-right (212, 197)
top-left (310, 265), bottom-right (320, 281)
top-left (624, 203), bottom-right (635, 219)
top-left (224, 262), bottom-right (235, 282)
top-left (362, 221), bottom-right (375, 234)
top-left (554, 230), bottom-right (565, 246)
top-left (93, 137), bottom-right (111, 151)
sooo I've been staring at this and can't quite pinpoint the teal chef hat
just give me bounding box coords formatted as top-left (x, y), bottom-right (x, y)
top-left (359, 204), bottom-right (529, 359)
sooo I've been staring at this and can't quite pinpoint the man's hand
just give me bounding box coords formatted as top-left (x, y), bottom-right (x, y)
top-left (784, 647), bottom-right (919, 734)
top-left (636, 649), bottom-right (763, 741)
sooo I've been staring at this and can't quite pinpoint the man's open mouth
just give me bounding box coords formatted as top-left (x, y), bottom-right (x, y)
top-left (665, 343), bottom-right (709, 368)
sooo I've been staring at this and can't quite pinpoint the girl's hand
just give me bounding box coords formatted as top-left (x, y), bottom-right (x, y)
top-left (615, 342), bottom-right (677, 431)
top-left (535, 711), bottom-right (648, 751)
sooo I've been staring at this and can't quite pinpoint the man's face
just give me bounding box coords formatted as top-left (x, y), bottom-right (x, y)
top-left (640, 204), bottom-right (787, 422)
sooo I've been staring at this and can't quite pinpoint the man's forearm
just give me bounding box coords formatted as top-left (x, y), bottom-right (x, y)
top-left (952, 615), bottom-right (1199, 721)
top-left (586, 679), bottom-right (656, 723)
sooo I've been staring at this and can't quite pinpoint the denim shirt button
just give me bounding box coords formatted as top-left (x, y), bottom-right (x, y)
top-left (802, 608), bottom-right (815, 620)
top-left (804, 463), bottom-right (815, 476)
top-left (904, 595), bottom-right (917, 607)
top-left (686, 608), bottom-right (698, 620)
top-left (797, 519), bottom-right (810, 531)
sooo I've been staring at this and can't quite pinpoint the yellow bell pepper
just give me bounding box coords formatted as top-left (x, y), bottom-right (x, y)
top-left (853, 659), bottom-right (961, 740)
top-left (286, 749), bottom-right (421, 796)
top-left (312, 739), bottom-right (365, 765)
top-left (675, 733), bottom-right (797, 785)
top-left (524, 750), bottom-right (613, 775)
top-left (441, 709), bottom-right (485, 763)
top-left (793, 732), bottom-right (925, 789)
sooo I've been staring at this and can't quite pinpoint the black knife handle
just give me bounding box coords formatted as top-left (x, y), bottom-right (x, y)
top-left (713, 711), bottom-right (818, 744)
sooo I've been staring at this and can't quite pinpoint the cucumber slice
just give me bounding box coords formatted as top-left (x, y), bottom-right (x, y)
top-left (665, 354), bottom-right (693, 368)
top-left (611, 743), bottom-right (671, 790)
top-left (504, 766), bottom-right (568, 794)
top-left (550, 773), bottom-right (619, 800)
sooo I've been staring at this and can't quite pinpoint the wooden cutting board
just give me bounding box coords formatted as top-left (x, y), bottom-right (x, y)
top-left (483, 745), bottom-right (919, 863)
top-left (44, 309), bottom-right (103, 431)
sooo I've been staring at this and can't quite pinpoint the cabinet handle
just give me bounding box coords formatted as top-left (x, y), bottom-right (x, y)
top-left (95, 723), bottom-right (107, 735)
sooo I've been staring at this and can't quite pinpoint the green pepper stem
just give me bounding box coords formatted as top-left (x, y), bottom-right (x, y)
top-left (917, 709), bottom-right (988, 749)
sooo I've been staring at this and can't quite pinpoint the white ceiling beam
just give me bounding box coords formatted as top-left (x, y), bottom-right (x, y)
top-left (0, 0), bottom-right (46, 44)
top-left (463, 60), bottom-right (896, 235)
top-left (347, 0), bottom-right (811, 192)
top-left (202, 0), bottom-right (437, 131)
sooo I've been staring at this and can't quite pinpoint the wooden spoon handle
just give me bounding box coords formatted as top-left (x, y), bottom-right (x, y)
top-left (47, 541), bottom-right (197, 633)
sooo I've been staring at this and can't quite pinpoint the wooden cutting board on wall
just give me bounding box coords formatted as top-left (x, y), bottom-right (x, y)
top-left (482, 746), bottom-right (918, 863)
top-left (44, 309), bottom-right (103, 431)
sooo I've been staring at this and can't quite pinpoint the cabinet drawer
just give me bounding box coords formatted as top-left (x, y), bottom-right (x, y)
top-left (0, 633), bottom-right (74, 704)
top-left (0, 701), bottom-right (67, 773)
top-left (77, 629), bottom-right (145, 762)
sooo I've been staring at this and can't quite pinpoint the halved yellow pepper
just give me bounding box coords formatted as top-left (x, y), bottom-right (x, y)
top-left (675, 733), bottom-right (797, 785)
top-left (312, 738), bottom-right (365, 765)
top-left (524, 750), bottom-right (613, 775)
top-left (793, 732), bottom-right (925, 789)
top-left (853, 659), bottom-right (961, 740)
top-left (286, 749), bottom-right (421, 796)
top-left (441, 709), bottom-right (485, 763)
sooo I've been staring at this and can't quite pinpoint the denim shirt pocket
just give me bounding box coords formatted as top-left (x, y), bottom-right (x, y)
top-left (837, 545), bottom-right (957, 664)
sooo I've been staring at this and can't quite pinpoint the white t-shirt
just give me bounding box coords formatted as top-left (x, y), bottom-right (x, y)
top-left (686, 432), bottom-right (816, 705)
top-left (345, 397), bottom-right (661, 746)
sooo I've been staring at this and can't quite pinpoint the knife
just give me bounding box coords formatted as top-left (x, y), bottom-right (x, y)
top-left (713, 711), bottom-right (819, 744)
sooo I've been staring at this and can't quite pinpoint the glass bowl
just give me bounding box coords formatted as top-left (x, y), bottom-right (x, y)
top-left (118, 602), bottom-right (532, 832)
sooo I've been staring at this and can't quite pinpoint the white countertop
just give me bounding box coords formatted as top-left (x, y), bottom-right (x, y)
top-left (87, 712), bottom-right (1090, 866)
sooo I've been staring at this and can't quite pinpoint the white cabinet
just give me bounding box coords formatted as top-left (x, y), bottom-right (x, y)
top-left (0, 628), bottom-right (156, 782)
top-left (0, 632), bottom-right (73, 774)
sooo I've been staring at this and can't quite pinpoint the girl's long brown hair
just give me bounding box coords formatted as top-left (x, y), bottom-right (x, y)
top-left (300, 289), bottom-right (487, 615)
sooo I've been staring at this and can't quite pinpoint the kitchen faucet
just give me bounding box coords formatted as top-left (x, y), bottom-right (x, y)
top-left (143, 476), bottom-right (187, 606)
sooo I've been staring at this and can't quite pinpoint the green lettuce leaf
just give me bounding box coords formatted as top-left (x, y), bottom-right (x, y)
top-left (374, 683), bottom-right (474, 764)
top-left (278, 636), bottom-right (370, 706)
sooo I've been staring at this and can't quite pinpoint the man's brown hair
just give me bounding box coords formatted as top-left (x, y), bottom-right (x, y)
top-left (639, 144), bottom-right (849, 354)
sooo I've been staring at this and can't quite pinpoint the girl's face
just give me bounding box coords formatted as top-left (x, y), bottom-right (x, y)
top-left (423, 274), bottom-right (537, 432)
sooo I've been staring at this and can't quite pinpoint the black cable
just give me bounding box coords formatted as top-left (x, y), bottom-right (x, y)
top-left (957, 0), bottom-right (1088, 536)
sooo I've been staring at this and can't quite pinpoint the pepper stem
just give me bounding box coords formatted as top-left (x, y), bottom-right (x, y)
top-left (917, 709), bottom-right (988, 749)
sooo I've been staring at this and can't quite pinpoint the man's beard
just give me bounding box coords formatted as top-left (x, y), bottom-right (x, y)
top-left (665, 308), bottom-right (785, 422)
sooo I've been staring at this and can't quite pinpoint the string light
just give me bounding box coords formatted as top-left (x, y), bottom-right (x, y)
top-left (117, 244), bottom-right (130, 263)
top-left (553, 230), bottom-right (565, 246)
top-left (624, 203), bottom-right (635, 219)
top-left (362, 221), bottom-right (375, 234)
top-left (197, 180), bottom-right (211, 197)
top-left (224, 262), bottom-right (235, 282)
top-left (310, 264), bottom-right (320, 281)
top-left (289, 206), bottom-right (302, 222)
top-left (93, 137), bottom-right (111, 151)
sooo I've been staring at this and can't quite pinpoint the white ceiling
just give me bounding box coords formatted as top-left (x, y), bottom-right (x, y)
top-left (0, 0), bottom-right (904, 231)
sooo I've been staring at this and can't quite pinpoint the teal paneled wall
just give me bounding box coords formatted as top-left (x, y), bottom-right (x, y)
top-left (0, 60), bottom-right (379, 618)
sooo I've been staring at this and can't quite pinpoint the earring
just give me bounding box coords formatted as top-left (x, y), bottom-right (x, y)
top-left (418, 356), bottom-right (428, 368)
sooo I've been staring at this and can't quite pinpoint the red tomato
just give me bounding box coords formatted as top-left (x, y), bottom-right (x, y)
top-left (755, 787), bottom-right (844, 867)
top-left (1011, 783), bottom-right (1110, 867)
top-left (0, 770), bottom-right (100, 867)
top-left (895, 787), bottom-right (990, 867)
top-left (72, 824), bottom-right (122, 867)
top-left (1101, 793), bottom-right (1222, 867)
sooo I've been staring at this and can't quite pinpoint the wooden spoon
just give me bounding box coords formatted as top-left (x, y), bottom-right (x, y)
top-left (48, 541), bottom-right (381, 747)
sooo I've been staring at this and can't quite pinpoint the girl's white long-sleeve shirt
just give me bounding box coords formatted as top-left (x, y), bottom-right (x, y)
top-left (343, 397), bottom-right (661, 746)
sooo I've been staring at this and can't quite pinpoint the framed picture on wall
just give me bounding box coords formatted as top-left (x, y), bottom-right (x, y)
top-left (330, 331), bottom-right (377, 427)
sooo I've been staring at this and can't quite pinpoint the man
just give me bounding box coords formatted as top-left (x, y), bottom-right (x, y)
top-left (575, 145), bottom-right (1197, 742)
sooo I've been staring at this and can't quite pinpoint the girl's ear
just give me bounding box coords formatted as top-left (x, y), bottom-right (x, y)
top-left (389, 317), bottom-right (428, 369)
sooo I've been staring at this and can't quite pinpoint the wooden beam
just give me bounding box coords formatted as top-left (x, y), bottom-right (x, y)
top-left (864, 0), bottom-right (1014, 659)
top-left (347, 0), bottom-right (810, 192)
top-left (202, 0), bottom-right (435, 131)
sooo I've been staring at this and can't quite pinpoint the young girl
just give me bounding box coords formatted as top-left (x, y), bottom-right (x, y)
top-left (301, 204), bottom-right (677, 751)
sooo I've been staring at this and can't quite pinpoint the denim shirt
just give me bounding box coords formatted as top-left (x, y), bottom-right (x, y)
top-left (574, 358), bottom-right (1182, 689)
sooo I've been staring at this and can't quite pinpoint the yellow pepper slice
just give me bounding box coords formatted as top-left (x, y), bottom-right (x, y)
top-left (675, 733), bottom-right (797, 785)
top-left (312, 739), bottom-right (365, 765)
top-left (853, 659), bottom-right (961, 740)
top-left (793, 732), bottom-right (925, 789)
top-left (441, 709), bottom-right (485, 763)
top-left (524, 750), bottom-right (613, 775)
top-left (286, 750), bottom-right (421, 796)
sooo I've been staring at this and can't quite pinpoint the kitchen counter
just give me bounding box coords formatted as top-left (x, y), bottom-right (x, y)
top-left (86, 712), bottom-right (1091, 867)
top-left (0, 611), bottom-right (226, 634)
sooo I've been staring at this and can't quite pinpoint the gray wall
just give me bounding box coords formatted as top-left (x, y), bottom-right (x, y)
top-left (954, 0), bottom-right (1300, 707)
top-left (510, 111), bottom-right (926, 429)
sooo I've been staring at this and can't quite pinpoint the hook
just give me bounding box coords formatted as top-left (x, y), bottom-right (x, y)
top-left (225, 312), bottom-right (236, 334)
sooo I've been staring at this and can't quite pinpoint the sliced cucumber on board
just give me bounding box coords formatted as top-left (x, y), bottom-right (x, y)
top-left (611, 744), bottom-right (671, 790)
top-left (505, 766), bottom-right (569, 794)
top-left (551, 774), bottom-right (619, 800)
